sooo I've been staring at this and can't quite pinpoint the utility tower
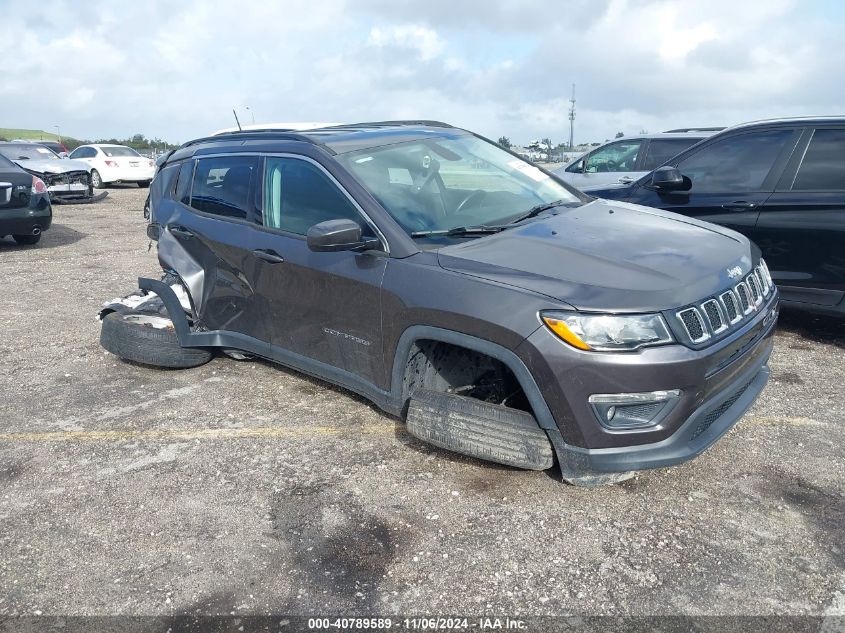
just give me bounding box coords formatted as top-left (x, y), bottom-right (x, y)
top-left (568, 84), bottom-right (576, 150)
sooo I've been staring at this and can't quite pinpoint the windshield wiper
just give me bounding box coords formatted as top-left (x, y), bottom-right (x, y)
top-left (506, 199), bottom-right (570, 225)
top-left (410, 225), bottom-right (505, 238)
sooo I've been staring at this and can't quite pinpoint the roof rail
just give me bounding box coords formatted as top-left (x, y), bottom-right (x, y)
top-left (179, 120), bottom-right (457, 153)
top-left (663, 127), bottom-right (725, 133)
top-left (313, 120), bottom-right (455, 130)
top-left (179, 130), bottom-right (322, 151)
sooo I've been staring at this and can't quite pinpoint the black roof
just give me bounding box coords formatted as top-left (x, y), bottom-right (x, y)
top-left (182, 121), bottom-right (468, 155)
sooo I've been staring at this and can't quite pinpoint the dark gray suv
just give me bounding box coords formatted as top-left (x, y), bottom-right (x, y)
top-left (99, 121), bottom-right (778, 486)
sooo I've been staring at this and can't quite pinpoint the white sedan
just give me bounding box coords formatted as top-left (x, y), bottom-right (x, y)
top-left (68, 144), bottom-right (156, 189)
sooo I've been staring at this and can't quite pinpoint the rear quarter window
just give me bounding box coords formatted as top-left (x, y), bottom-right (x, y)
top-left (793, 129), bottom-right (845, 190)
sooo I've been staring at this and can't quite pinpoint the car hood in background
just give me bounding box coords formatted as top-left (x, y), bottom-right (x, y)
top-left (11, 158), bottom-right (91, 174)
top-left (437, 199), bottom-right (754, 312)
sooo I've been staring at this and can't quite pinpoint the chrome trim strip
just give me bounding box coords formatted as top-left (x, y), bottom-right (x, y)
top-left (702, 298), bottom-right (728, 334)
top-left (676, 307), bottom-right (710, 343)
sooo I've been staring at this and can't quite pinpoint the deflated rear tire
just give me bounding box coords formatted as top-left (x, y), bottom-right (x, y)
top-left (406, 389), bottom-right (555, 471)
top-left (99, 311), bottom-right (212, 369)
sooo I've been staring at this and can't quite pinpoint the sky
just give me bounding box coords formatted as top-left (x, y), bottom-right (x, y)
top-left (1, 0), bottom-right (842, 146)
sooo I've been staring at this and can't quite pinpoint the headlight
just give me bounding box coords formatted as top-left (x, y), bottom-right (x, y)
top-left (541, 311), bottom-right (674, 351)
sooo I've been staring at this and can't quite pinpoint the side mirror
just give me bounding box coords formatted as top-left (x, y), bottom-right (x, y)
top-left (306, 219), bottom-right (380, 253)
top-left (650, 166), bottom-right (687, 190)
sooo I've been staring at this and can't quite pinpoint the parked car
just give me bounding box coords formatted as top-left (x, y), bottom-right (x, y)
top-left (0, 153), bottom-right (52, 245)
top-left (0, 142), bottom-right (96, 204)
top-left (68, 144), bottom-right (155, 188)
top-left (554, 129), bottom-right (722, 191)
top-left (98, 122), bottom-right (777, 486)
top-left (34, 140), bottom-right (69, 158)
top-left (586, 117), bottom-right (845, 317)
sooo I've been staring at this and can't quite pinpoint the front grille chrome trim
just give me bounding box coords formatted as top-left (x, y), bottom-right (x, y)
top-left (746, 275), bottom-right (763, 307)
top-left (701, 299), bottom-right (728, 334)
top-left (676, 307), bottom-right (710, 344)
top-left (735, 282), bottom-right (754, 315)
top-left (719, 290), bottom-right (742, 325)
top-left (674, 260), bottom-right (774, 346)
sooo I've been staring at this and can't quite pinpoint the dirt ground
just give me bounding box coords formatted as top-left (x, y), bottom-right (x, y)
top-left (0, 187), bottom-right (843, 622)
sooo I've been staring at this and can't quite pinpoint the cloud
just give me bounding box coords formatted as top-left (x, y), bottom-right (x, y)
top-left (0, 0), bottom-right (840, 146)
top-left (367, 25), bottom-right (445, 61)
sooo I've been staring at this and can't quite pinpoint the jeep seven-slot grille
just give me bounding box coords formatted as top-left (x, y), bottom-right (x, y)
top-left (674, 261), bottom-right (774, 346)
top-left (678, 308), bottom-right (706, 342)
top-left (736, 284), bottom-right (751, 314)
top-left (720, 291), bottom-right (739, 323)
top-left (702, 300), bottom-right (725, 333)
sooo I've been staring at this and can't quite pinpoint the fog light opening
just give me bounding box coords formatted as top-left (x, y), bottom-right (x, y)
top-left (588, 389), bottom-right (681, 430)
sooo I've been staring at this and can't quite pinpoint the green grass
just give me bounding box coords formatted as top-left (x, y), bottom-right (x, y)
top-left (0, 128), bottom-right (64, 141)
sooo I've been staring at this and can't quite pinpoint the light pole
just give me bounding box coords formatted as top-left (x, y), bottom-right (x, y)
top-left (54, 125), bottom-right (61, 142)
top-left (568, 84), bottom-right (576, 150)
top-left (245, 106), bottom-right (255, 125)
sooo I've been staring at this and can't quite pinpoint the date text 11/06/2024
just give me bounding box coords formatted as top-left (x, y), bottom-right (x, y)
top-left (307, 617), bottom-right (528, 630)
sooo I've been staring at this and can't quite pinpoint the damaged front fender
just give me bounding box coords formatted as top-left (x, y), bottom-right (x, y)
top-left (97, 277), bottom-right (194, 323)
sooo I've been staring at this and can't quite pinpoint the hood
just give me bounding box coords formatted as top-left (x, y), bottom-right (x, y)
top-left (437, 199), bottom-right (755, 312)
top-left (12, 158), bottom-right (90, 174)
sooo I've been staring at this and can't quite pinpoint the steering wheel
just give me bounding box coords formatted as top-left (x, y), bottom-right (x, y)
top-left (605, 159), bottom-right (618, 171)
top-left (451, 189), bottom-right (487, 215)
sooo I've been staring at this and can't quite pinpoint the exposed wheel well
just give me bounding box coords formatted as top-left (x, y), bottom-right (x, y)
top-left (401, 339), bottom-right (531, 415)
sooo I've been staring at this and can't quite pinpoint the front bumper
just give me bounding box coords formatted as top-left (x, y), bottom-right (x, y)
top-left (517, 291), bottom-right (778, 474)
top-left (547, 351), bottom-right (771, 475)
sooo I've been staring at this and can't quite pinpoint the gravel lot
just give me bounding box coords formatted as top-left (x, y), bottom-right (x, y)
top-left (0, 187), bottom-right (843, 622)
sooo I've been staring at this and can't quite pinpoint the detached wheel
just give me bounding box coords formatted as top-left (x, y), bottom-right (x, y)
top-left (99, 311), bottom-right (212, 369)
top-left (13, 233), bottom-right (41, 245)
top-left (90, 169), bottom-right (104, 189)
top-left (137, 180), bottom-right (151, 188)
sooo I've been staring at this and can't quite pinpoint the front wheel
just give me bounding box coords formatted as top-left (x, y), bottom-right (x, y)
top-left (137, 180), bottom-right (151, 188)
top-left (100, 311), bottom-right (212, 368)
top-left (90, 169), bottom-right (104, 189)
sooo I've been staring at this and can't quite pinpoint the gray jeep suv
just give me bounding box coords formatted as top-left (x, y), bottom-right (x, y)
top-left (99, 121), bottom-right (778, 486)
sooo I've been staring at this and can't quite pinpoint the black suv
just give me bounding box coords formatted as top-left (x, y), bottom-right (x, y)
top-left (587, 117), bottom-right (845, 317)
top-left (100, 122), bottom-right (778, 486)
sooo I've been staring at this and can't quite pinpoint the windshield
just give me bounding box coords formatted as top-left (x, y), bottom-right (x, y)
top-left (338, 134), bottom-right (582, 236)
top-left (101, 146), bottom-right (141, 157)
top-left (0, 144), bottom-right (59, 161)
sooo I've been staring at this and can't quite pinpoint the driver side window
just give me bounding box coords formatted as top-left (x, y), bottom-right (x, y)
top-left (263, 157), bottom-right (374, 237)
top-left (584, 141), bottom-right (643, 173)
top-left (676, 130), bottom-right (793, 193)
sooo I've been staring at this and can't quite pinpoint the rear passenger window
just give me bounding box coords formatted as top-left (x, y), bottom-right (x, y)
top-left (190, 156), bottom-right (258, 219)
top-left (793, 129), bottom-right (845, 190)
top-left (641, 139), bottom-right (698, 170)
top-left (263, 157), bottom-right (374, 237)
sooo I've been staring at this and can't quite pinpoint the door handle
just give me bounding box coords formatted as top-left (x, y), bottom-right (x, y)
top-left (253, 249), bottom-right (285, 264)
top-left (169, 225), bottom-right (194, 240)
top-left (721, 201), bottom-right (758, 211)
top-left (618, 176), bottom-right (634, 184)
